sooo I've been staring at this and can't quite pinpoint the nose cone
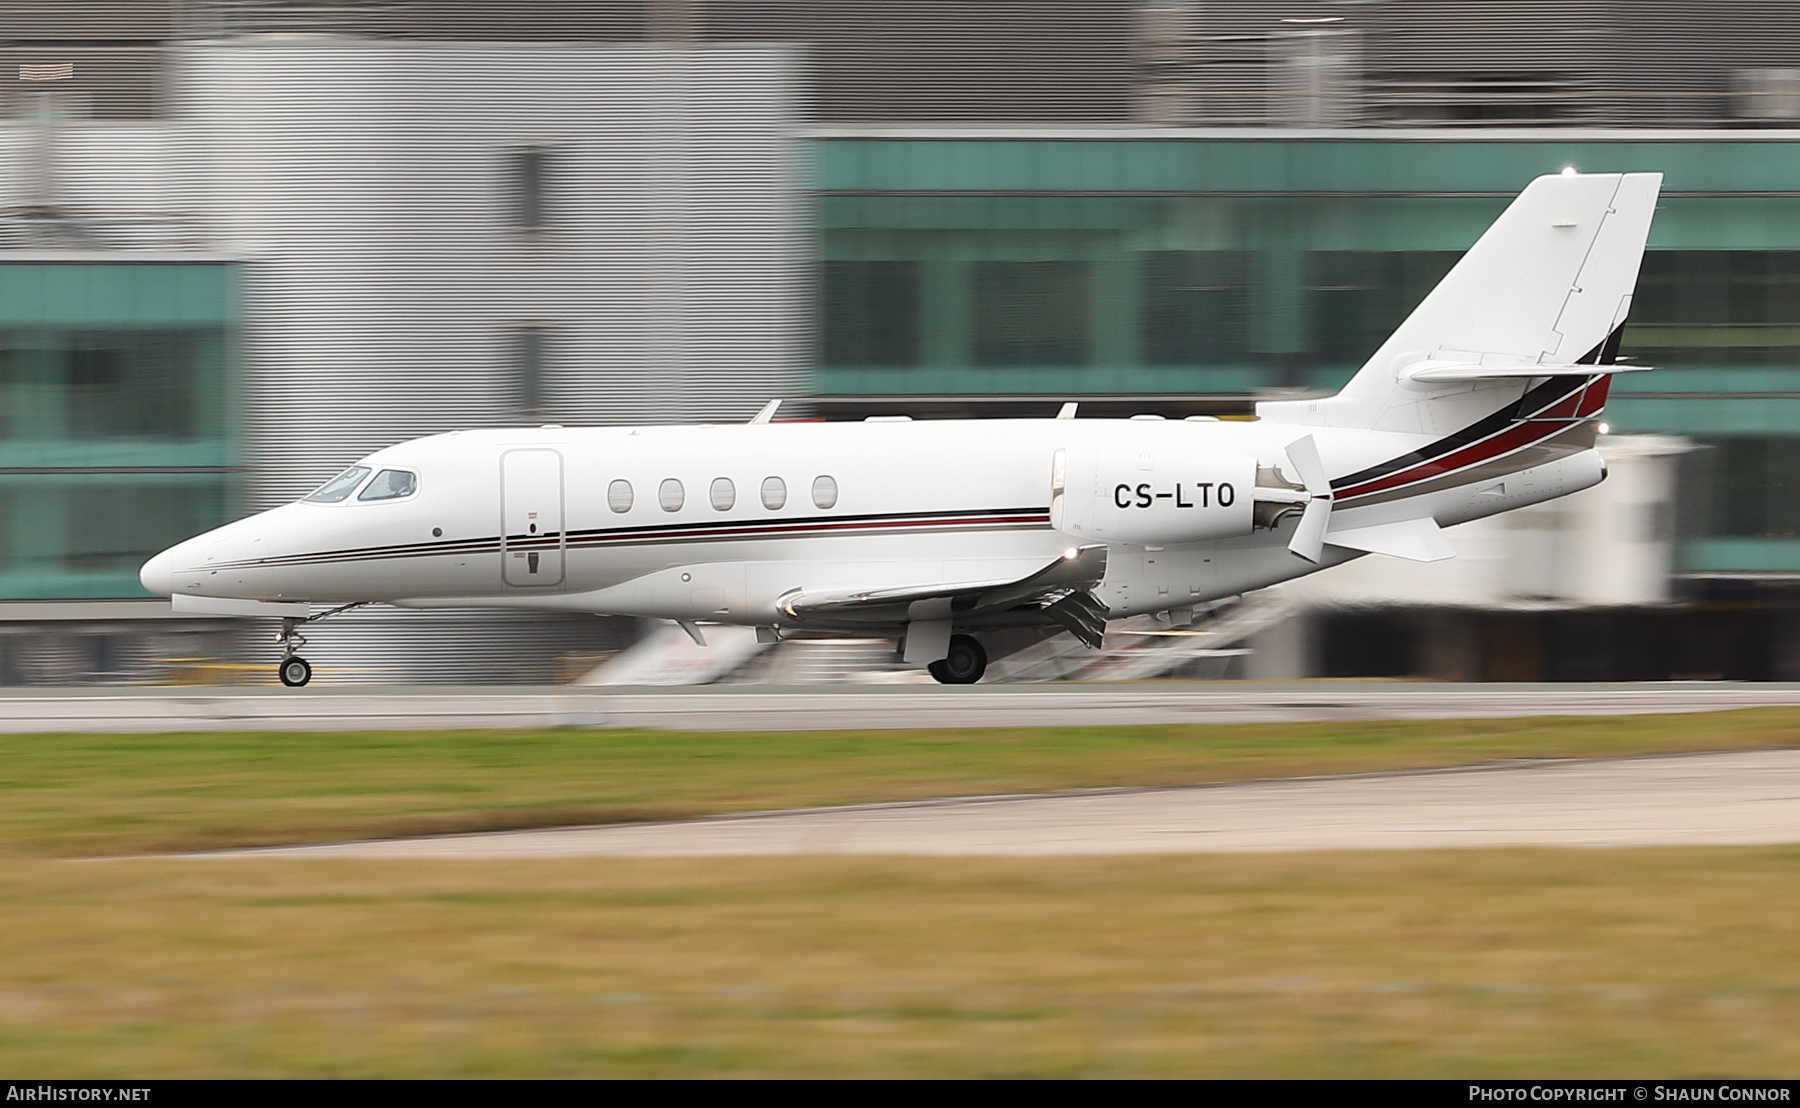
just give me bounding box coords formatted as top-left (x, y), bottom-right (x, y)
top-left (140, 548), bottom-right (176, 597)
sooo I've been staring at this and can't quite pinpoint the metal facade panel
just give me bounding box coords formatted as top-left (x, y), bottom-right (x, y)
top-left (0, 41), bottom-right (805, 681)
top-left (174, 42), bottom-right (809, 509)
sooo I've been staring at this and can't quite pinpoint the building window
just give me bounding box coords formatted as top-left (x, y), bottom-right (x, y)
top-left (0, 262), bottom-right (237, 601)
top-left (710, 477), bottom-right (735, 511)
top-left (63, 485), bottom-right (225, 574)
top-left (823, 260), bottom-right (920, 366)
top-left (1305, 252), bottom-right (1460, 367)
top-left (607, 479), bottom-right (633, 513)
top-left (1695, 438), bottom-right (1800, 538)
top-left (1142, 251), bottom-right (1251, 366)
top-left (65, 330), bottom-right (199, 439)
top-left (973, 260), bottom-right (1090, 366)
top-left (761, 476), bottom-right (786, 510)
top-left (812, 475), bottom-right (838, 509)
top-left (1627, 251), bottom-right (1800, 368)
top-left (512, 146), bottom-right (550, 231)
top-left (659, 478), bottom-right (685, 512)
top-left (512, 325), bottom-right (546, 419)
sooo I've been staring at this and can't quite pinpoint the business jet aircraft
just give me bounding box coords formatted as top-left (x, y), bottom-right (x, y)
top-left (141, 170), bottom-right (1661, 687)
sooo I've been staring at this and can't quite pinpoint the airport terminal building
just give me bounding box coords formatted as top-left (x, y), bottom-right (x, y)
top-left (6, 1), bottom-right (1800, 682)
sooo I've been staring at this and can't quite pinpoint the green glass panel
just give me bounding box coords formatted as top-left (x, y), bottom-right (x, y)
top-left (972, 260), bottom-right (1090, 367)
top-left (1680, 538), bottom-right (1800, 574)
top-left (1610, 397), bottom-right (1800, 436)
top-left (1142, 251), bottom-right (1250, 366)
top-left (818, 137), bottom-right (1800, 198)
top-left (0, 264), bottom-right (237, 328)
top-left (0, 476), bottom-right (232, 599)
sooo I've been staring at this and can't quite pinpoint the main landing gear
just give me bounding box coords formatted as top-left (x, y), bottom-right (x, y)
top-left (275, 602), bottom-right (366, 688)
top-left (927, 634), bottom-right (987, 685)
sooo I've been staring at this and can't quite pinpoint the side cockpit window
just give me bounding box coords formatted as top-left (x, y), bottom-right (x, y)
top-left (304, 466), bottom-right (371, 503)
top-left (358, 469), bottom-right (419, 501)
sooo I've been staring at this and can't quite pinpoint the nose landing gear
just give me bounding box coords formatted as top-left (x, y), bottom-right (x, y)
top-left (274, 601), bottom-right (366, 688)
top-left (277, 617), bottom-right (313, 687)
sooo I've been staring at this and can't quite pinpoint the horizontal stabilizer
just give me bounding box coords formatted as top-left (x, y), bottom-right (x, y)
top-left (172, 594), bottom-right (312, 618)
top-left (1402, 361), bottom-right (1650, 383)
top-left (1325, 517), bottom-right (1456, 563)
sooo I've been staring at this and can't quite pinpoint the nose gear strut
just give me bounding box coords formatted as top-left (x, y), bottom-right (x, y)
top-left (276, 602), bottom-right (368, 687)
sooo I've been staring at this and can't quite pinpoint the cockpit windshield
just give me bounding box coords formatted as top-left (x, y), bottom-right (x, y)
top-left (304, 466), bottom-right (371, 503)
top-left (358, 469), bottom-right (418, 501)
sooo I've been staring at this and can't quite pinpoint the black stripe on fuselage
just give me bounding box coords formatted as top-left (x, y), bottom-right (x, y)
top-left (1327, 326), bottom-right (1618, 494)
top-left (1329, 374), bottom-right (1592, 493)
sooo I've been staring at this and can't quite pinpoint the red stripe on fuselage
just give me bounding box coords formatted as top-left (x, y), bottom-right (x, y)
top-left (1576, 374), bottom-right (1612, 416)
top-left (1334, 377), bottom-right (1603, 503)
top-left (1336, 418), bottom-right (1578, 503)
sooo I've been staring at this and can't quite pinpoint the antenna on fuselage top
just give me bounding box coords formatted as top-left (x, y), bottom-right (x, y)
top-left (749, 399), bottom-right (782, 424)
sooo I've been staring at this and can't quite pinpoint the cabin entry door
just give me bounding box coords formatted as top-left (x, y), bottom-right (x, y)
top-left (500, 448), bottom-right (565, 587)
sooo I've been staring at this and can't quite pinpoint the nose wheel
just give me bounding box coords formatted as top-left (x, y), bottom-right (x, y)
top-left (927, 634), bottom-right (987, 685)
top-left (279, 656), bottom-right (313, 687)
top-left (273, 602), bottom-right (365, 688)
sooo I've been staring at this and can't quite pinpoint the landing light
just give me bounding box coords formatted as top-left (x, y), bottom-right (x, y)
top-left (1063, 547), bottom-right (1079, 560)
top-left (1598, 421), bottom-right (1611, 435)
top-left (1561, 166), bottom-right (1578, 177)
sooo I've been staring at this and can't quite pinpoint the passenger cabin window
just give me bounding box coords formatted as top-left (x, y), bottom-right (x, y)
top-left (812, 475), bottom-right (838, 509)
top-left (607, 479), bottom-right (633, 513)
top-left (358, 469), bottom-right (418, 501)
top-left (659, 478), bottom-right (685, 512)
top-left (761, 476), bottom-right (786, 510)
top-left (710, 477), bottom-right (735, 511)
top-left (304, 466), bottom-right (371, 503)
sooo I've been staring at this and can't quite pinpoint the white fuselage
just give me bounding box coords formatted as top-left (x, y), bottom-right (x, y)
top-left (141, 416), bottom-right (1603, 628)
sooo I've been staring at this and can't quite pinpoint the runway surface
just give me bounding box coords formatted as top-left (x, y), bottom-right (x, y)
top-left (10, 681), bottom-right (1800, 733)
top-left (203, 749), bottom-right (1800, 858)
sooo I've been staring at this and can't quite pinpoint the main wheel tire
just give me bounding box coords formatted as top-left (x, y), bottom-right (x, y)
top-left (279, 656), bottom-right (313, 688)
top-left (928, 635), bottom-right (987, 685)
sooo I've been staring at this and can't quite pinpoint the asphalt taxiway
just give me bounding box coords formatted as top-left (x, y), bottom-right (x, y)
top-left (196, 748), bottom-right (1800, 858)
top-left (9, 681), bottom-right (1800, 733)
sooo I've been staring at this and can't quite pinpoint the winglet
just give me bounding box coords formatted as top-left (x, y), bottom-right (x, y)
top-left (749, 399), bottom-right (782, 425)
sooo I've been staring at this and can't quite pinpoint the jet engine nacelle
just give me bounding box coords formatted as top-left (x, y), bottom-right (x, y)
top-left (1051, 442), bottom-right (1256, 545)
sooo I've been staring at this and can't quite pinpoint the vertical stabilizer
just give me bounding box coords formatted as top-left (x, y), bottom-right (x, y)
top-left (1259, 171), bottom-right (1662, 434)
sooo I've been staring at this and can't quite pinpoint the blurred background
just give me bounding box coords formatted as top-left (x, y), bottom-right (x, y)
top-left (3, 0), bottom-right (1800, 686)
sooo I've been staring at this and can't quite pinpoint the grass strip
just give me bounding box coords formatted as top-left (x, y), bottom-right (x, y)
top-left (6, 848), bottom-right (1800, 1076)
top-left (3, 707), bottom-right (1800, 856)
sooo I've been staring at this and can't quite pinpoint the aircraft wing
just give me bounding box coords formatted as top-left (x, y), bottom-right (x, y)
top-left (776, 545), bottom-right (1110, 648)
